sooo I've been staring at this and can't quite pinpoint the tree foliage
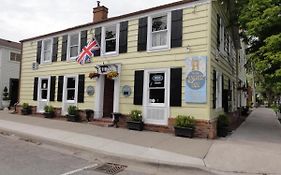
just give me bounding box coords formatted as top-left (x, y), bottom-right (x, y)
top-left (237, 0), bottom-right (281, 104)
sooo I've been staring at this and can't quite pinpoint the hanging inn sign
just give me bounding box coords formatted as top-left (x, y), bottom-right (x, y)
top-left (185, 56), bottom-right (207, 103)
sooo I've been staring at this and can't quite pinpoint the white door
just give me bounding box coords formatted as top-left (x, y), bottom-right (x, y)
top-left (62, 75), bottom-right (78, 115)
top-left (37, 77), bottom-right (50, 113)
top-left (143, 69), bottom-right (170, 125)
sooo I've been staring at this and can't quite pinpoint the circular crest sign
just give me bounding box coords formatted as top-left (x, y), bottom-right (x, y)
top-left (186, 70), bottom-right (205, 90)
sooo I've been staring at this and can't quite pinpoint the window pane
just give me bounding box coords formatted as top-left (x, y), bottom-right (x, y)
top-left (67, 90), bottom-right (75, 100)
top-left (70, 34), bottom-right (79, 46)
top-left (149, 89), bottom-right (165, 103)
top-left (44, 40), bottom-right (51, 51)
top-left (43, 51), bottom-right (51, 61)
top-left (70, 46), bottom-right (78, 57)
top-left (10, 52), bottom-right (16, 61)
top-left (152, 31), bottom-right (167, 47)
top-left (67, 78), bottom-right (75, 88)
top-left (16, 54), bottom-right (21, 61)
top-left (149, 73), bottom-right (165, 87)
top-left (106, 39), bottom-right (116, 52)
top-left (152, 16), bottom-right (167, 32)
top-left (41, 90), bottom-right (47, 99)
top-left (41, 79), bottom-right (48, 89)
top-left (105, 26), bottom-right (116, 39)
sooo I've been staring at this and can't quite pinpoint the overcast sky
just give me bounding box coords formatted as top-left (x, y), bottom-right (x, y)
top-left (0, 0), bottom-right (180, 42)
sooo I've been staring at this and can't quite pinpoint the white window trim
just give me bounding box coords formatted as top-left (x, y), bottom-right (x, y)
top-left (216, 72), bottom-right (222, 109)
top-left (63, 75), bottom-right (79, 104)
top-left (9, 51), bottom-right (21, 63)
top-left (101, 23), bottom-right (120, 57)
top-left (147, 12), bottom-right (171, 52)
top-left (67, 33), bottom-right (81, 61)
top-left (41, 38), bottom-right (53, 64)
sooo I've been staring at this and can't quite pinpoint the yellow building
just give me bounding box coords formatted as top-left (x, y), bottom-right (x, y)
top-left (19, 0), bottom-right (242, 138)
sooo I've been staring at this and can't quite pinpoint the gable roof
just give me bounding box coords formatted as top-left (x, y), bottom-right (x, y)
top-left (20, 0), bottom-right (198, 42)
top-left (0, 38), bottom-right (21, 50)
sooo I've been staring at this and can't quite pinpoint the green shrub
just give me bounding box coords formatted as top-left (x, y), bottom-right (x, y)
top-left (68, 105), bottom-right (78, 115)
top-left (22, 103), bottom-right (29, 109)
top-left (129, 110), bottom-right (142, 122)
top-left (272, 104), bottom-right (278, 113)
top-left (44, 105), bottom-right (54, 113)
top-left (217, 114), bottom-right (230, 127)
top-left (174, 115), bottom-right (196, 128)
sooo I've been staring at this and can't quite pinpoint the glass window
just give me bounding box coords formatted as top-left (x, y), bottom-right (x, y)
top-left (148, 72), bottom-right (165, 104)
top-left (69, 34), bottom-right (79, 58)
top-left (42, 39), bottom-right (52, 62)
top-left (151, 15), bottom-right (168, 47)
top-left (105, 25), bottom-right (117, 53)
top-left (66, 77), bottom-right (76, 101)
top-left (10, 52), bottom-right (21, 62)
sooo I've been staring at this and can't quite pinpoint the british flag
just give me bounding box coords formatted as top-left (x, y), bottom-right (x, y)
top-left (76, 38), bottom-right (100, 65)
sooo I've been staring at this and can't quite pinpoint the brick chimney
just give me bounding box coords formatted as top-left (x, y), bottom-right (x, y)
top-left (93, 1), bottom-right (108, 23)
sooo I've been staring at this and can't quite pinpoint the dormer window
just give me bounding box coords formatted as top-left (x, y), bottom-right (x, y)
top-left (41, 39), bottom-right (52, 63)
top-left (101, 24), bottom-right (120, 56)
top-left (148, 13), bottom-right (171, 51)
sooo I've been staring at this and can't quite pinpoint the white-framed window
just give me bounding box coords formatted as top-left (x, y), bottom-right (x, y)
top-left (65, 76), bottom-right (77, 102)
top-left (216, 72), bottom-right (222, 108)
top-left (101, 24), bottom-right (120, 56)
top-left (68, 33), bottom-right (80, 60)
top-left (10, 52), bottom-right (21, 62)
top-left (148, 12), bottom-right (171, 51)
top-left (41, 39), bottom-right (52, 63)
top-left (40, 78), bottom-right (49, 100)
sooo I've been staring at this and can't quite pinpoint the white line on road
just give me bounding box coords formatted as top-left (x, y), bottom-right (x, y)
top-left (60, 164), bottom-right (98, 175)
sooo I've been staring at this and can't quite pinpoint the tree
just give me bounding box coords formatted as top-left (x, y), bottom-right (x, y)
top-left (237, 0), bottom-right (281, 106)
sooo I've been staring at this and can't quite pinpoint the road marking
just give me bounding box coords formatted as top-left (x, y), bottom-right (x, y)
top-left (60, 164), bottom-right (98, 175)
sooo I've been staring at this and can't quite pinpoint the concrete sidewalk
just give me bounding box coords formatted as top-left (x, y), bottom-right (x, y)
top-left (0, 111), bottom-right (212, 169)
top-left (205, 108), bottom-right (281, 174)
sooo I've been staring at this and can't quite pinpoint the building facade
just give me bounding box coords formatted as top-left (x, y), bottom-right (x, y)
top-left (0, 39), bottom-right (21, 109)
top-left (19, 0), bottom-right (244, 138)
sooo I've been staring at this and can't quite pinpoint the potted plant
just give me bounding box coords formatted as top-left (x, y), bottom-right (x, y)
top-left (217, 114), bottom-right (230, 137)
top-left (127, 110), bottom-right (144, 131)
top-left (44, 105), bottom-right (55, 118)
top-left (67, 105), bottom-right (80, 122)
top-left (2, 87), bottom-right (10, 109)
top-left (106, 71), bottom-right (119, 80)
top-left (174, 115), bottom-right (196, 138)
top-left (21, 103), bottom-right (31, 115)
top-left (88, 72), bottom-right (100, 79)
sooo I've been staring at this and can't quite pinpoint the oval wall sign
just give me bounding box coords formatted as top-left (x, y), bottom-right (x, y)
top-left (86, 86), bottom-right (95, 96)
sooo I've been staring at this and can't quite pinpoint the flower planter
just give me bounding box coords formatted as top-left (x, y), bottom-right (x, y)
top-left (127, 121), bottom-right (144, 131)
top-left (21, 108), bottom-right (31, 115)
top-left (44, 112), bottom-right (54, 118)
top-left (2, 100), bottom-right (10, 108)
top-left (217, 126), bottom-right (228, 137)
top-left (67, 114), bottom-right (80, 122)
top-left (174, 126), bottom-right (195, 138)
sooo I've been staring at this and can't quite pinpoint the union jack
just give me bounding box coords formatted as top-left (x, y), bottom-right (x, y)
top-left (76, 38), bottom-right (100, 65)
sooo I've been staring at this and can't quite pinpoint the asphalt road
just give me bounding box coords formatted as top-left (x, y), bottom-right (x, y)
top-left (0, 132), bottom-right (215, 175)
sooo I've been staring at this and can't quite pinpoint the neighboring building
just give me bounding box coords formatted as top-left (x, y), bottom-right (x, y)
top-left (0, 39), bottom-right (21, 109)
top-left (19, 0), bottom-right (244, 138)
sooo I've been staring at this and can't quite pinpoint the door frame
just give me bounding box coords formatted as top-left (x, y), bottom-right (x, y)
top-left (143, 68), bottom-right (170, 125)
top-left (94, 64), bottom-right (121, 119)
top-left (37, 76), bottom-right (51, 113)
top-left (62, 74), bottom-right (79, 115)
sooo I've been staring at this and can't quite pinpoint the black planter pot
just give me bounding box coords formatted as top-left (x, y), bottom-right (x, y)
top-left (21, 108), bottom-right (31, 115)
top-left (174, 126), bottom-right (195, 138)
top-left (127, 121), bottom-right (144, 131)
top-left (217, 126), bottom-right (228, 137)
top-left (67, 114), bottom-right (80, 122)
top-left (44, 112), bottom-right (54, 118)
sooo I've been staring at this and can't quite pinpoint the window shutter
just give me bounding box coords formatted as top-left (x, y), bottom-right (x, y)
top-left (95, 27), bottom-right (102, 56)
top-left (78, 74), bottom-right (85, 103)
top-left (50, 76), bottom-right (56, 101)
top-left (119, 21), bottom-right (128, 54)
top-left (133, 70), bottom-right (144, 105)
top-left (217, 14), bottom-right (221, 49)
top-left (213, 70), bottom-right (216, 109)
top-left (52, 37), bottom-right (58, 62)
top-left (57, 76), bottom-right (64, 102)
top-left (137, 17), bottom-right (148, 51)
top-left (33, 77), bottom-right (38, 101)
top-left (170, 68), bottom-right (182, 106)
top-left (171, 9), bottom-right (183, 48)
top-left (61, 35), bottom-right (68, 61)
top-left (36, 41), bottom-right (42, 64)
top-left (80, 30), bottom-right (88, 51)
